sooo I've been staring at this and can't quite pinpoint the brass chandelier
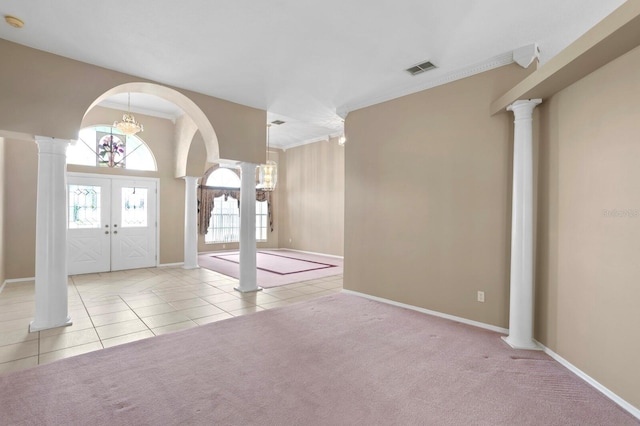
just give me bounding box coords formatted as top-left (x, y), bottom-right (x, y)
top-left (114, 93), bottom-right (144, 136)
top-left (257, 124), bottom-right (277, 191)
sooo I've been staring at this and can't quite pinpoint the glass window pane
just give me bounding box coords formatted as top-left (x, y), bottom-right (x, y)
top-left (206, 195), bottom-right (240, 243)
top-left (67, 129), bottom-right (98, 166)
top-left (121, 187), bottom-right (148, 227)
top-left (125, 137), bottom-right (157, 171)
top-left (68, 185), bottom-right (101, 229)
top-left (67, 126), bottom-right (157, 171)
top-left (206, 168), bottom-right (240, 188)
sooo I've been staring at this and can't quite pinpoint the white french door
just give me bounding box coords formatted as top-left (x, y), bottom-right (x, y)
top-left (67, 173), bottom-right (158, 275)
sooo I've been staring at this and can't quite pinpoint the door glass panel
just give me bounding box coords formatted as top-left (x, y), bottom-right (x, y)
top-left (121, 187), bottom-right (148, 227)
top-left (68, 185), bottom-right (101, 229)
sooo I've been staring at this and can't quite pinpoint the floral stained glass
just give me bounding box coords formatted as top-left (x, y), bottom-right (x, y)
top-left (98, 132), bottom-right (126, 168)
top-left (121, 187), bottom-right (148, 227)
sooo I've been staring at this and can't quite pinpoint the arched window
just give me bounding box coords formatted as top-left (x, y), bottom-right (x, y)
top-left (204, 168), bottom-right (269, 243)
top-left (67, 125), bottom-right (157, 171)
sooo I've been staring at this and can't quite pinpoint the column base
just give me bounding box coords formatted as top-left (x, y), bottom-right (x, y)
top-left (29, 316), bottom-right (73, 333)
top-left (183, 265), bottom-right (200, 270)
top-left (501, 335), bottom-right (542, 351)
top-left (234, 286), bottom-right (263, 293)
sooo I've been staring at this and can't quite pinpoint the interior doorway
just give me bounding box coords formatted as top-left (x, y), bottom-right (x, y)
top-left (67, 173), bottom-right (158, 275)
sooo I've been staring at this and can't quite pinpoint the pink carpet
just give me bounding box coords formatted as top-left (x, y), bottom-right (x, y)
top-left (199, 249), bottom-right (343, 288)
top-left (1, 294), bottom-right (637, 425)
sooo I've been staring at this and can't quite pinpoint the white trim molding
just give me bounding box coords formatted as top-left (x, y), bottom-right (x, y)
top-left (342, 289), bottom-right (508, 334)
top-left (280, 248), bottom-right (344, 260)
top-left (158, 262), bottom-right (184, 268)
top-left (0, 277), bottom-right (36, 295)
top-left (343, 290), bottom-right (639, 420)
top-left (535, 340), bottom-right (640, 420)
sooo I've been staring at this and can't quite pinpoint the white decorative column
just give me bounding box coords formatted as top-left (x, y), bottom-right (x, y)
top-left (30, 137), bottom-right (72, 332)
top-left (236, 162), bottom-right (261, 292)
top-left (503, 99), bottom-right (542, 350)
top-left (183, 176), bottom-right (199, 269)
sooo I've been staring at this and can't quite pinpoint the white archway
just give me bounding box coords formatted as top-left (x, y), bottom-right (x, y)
top-left (84, 82), bottom-right (220, 177)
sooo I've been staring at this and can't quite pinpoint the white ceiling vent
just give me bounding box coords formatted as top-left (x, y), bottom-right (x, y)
top-left (406, 60), bottom-right (437, 76)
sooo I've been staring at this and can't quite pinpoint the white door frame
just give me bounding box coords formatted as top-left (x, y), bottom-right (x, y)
top-left (67, 172), bottom-right (161, 269)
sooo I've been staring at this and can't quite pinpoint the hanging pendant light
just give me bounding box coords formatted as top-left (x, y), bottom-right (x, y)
top-left (257, 124), bottom-right (277, 191)
top-left (114, 93), bottom-right (144, 135)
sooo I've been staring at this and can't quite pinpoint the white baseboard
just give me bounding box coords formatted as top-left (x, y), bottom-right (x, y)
top-left (280, 248), bottom-right (344, 259)
top-left (0, 277), bottom-right (36, 296)
top-left (342, 289), bottom-right (508, 334)
top-left (158, 262), bottom-right (184, 268)
top-left (344, 289), bottom-right (639, 420)
top-left (534, 340), bottom-right (640, 420)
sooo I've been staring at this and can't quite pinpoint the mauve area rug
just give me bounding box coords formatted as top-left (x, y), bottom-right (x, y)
top-left (212, 251), bottom-right (336, 275)
top-left (1, 294), bottom-right (638, 426)
top-left (199, 249), bottom-right (343, 288)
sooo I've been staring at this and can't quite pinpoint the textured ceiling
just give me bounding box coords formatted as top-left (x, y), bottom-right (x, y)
top-left (0, 0), bottom-right (626, 148)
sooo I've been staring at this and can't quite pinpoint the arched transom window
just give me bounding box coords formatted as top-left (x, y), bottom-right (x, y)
top-left (67, 125), bottom-right (157, 171)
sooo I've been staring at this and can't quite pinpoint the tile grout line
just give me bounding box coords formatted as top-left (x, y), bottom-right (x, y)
top-left (72, 276), bottom-right (105, 353)
top-left (118, 296), bottom-right (158, 337)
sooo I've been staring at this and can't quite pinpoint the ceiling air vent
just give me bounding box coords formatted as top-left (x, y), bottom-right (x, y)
top-left (270, 120), bottom-right (285, 125)
top-left (406, 60), bottom-right (436, 76)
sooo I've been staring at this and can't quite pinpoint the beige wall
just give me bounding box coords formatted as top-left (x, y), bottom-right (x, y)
top-left (535, 45), bottom-right (640, 409)
top-left (344, 64), bottom-right (532, 328)
top-left (3, 139), bottom-right (38, 279)
top-left (280, 138), bottom-right (344, 256)
top-left (0, 137), bottom-right (6, 284)
top-left (0, 39), bottom-right (266, 166)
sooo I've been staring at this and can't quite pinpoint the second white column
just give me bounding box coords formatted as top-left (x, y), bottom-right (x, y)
top-left (236, 162), bottom-right (261, 292)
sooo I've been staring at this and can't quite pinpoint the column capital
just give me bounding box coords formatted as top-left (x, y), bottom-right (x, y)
top-left (34, 136), bottom-right (70, 155)
top-left (239, 162), bottom-right (258, 171)
top-left (182, 176), bottom-right (199, 183)
top-left (507, 99), bottom-right (542, 118)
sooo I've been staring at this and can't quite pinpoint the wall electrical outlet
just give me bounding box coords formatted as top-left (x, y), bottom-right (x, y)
top-left (477, 291), bottom-right (485, 303)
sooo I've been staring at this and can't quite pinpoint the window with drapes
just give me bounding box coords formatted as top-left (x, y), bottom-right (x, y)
top-left (199, 168), bottom-right (273, 244)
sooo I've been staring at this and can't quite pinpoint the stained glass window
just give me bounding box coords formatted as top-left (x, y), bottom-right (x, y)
top-left (67, 126), bottom-right (156, 171)
top-left (97, 132), bottom-right (126, 168)
top-left (121, 187), bottom-right (148, 227)
top-left (68, 185), bottom-right (101, 229)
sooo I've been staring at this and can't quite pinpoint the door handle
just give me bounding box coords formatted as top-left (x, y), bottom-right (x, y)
top-left (113, 231), bottom-right (118, 234)
top-left (105, 231), bottom-right (109, 234)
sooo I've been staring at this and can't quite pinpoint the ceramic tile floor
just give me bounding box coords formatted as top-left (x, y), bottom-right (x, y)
top-left (0, 266), bottom-right (343, 375)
